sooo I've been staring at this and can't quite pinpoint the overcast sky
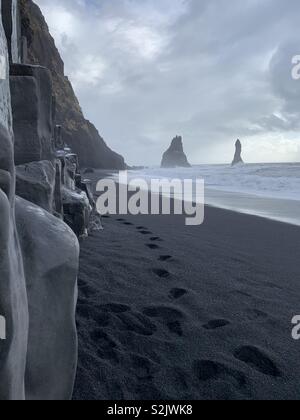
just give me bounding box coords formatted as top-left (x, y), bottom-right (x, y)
top-left (35, 0), bottom-right (300, 165)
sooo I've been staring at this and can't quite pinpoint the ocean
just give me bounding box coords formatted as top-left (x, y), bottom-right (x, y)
top-left (121, 163), bottom-right (300, 226)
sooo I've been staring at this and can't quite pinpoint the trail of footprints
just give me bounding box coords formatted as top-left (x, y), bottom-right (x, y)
top-left (78, 292), bottom-right (282, 386)
top-left (118, 219), bottom-right (175, 276)
top-left (79, 217), bottom-right (283, 387)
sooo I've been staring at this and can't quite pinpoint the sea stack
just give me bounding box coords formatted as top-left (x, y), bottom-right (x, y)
top-left (161, 136), bottom-right (191, 168)
top-left (232, 139), bottom-right (244, 166)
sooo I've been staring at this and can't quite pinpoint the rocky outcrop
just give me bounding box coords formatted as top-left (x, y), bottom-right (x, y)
top-left (62, 187), bottom-right (91, 238)
top-left (161, 136), bottom-right (191, 168)
top-left (0, 0), bottom-right (100, 400)
top-left (232, 139), bottom-right (244, 166)
top-left (16, 197), bottom-right (79, 400)
top-left (1, 0), bottom-right (22, 64)
top-left (10, 64), bottom-right (54, 165)
top-left (19, 0), bottom-right (126, 170)
top-left (0, 8), bottom-right (28, 399)
top-left (16, 160), bottom-right (56, 213)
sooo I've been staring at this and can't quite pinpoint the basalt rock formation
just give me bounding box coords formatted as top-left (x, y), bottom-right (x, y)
top-left (16, 160), bottom-right (57, 213)
top-left (16, 197), bottom-right (79, 401)
top-left (0, 27), bottom-right (28, 399)
top-left (232, 139), bottom-right (244, 166)
top-left (161, 136), bottom-right (191, 168)
top-left (10, 63), bottom-right (54, 165)
top-left (19, 0), bottom-right (126, 170)
top-left (0, 0), bottom-right (102, 400)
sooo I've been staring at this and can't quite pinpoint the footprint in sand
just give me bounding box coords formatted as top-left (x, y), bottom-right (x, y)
top-left (128, 353), bottom-right (159, 380)
top-left (123, 222), bottom-right (134, 226)
top-left (245, 309), bottom-right (269, 321)
top-left (152, 268), bottom-right (170, 279)
top-left (234, 345), bottom-right (281, 377)
top-left (193, 360), bottom-right (246, 386)
top-left (77, 297), bottom-right (88, 306)
top-left (117, 311), bottom-right (157, 336)
top-left (91, 329), bottom-right (120, 364)
top-left (159, 255), bottom-right (173, 262)
top-left (77, 301), bottom-right (126, 328)
top-left (167, 321), bottom-right (183, 336)
top-left (99, 303), bottom-right (131, 314)
top-left (150, 237), bottom-right (163, 242)
top-left (77, 303), bottom-right (98, 319)
top-left (137, 226), bottom-right (147, 230)
top-left (80, 284), bottom-right (96, 299)
top-left (117, 218), bottom-right (126, 222)
top-left (92, 312), bottom-right (112, 328)
top-left (169, 288), bottom-right (188, 300)
top-left (146, 244), bottom-right (161, 250)
top-left (140, 230), bottom-right (152, 235)
top-left (143, 306), bottom-right (184, 319)
top-left (90, 328), bottom-right (118, 345)
top-left (203, 319), bottom-right (230, 330)
top-left (143, 305), bottom-right (184, 337)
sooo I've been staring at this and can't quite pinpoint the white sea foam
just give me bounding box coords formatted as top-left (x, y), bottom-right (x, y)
top-left (126, 163), bottom-right (300, 202)
top-left (118, 163), bottom-right (300, 226)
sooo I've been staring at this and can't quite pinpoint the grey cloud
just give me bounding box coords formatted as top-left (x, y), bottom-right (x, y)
top-left (36, 0), bottom-right (300, 164)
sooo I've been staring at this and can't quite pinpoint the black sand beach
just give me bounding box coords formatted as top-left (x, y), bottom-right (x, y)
top-left (73, 180), bottom-right (300, 400)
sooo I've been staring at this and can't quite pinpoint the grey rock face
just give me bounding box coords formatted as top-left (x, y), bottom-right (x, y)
top-left (16, 197), bottom-right (79, 401)
top-left (54, 124), bottom-right (64, 150)
top-left (0, 127), bottom-right (28, 401)
top-left (232, 139), bottom-right (244, 166)
top-left (0, 12), bottom-right (28, 400)
top-left (55, 150), bottom-right (94, 237)
top-left (10, 63), bottom-right (54, 165)
top-left (62, 187), bottom-right (91, 238)
top-left (19, 0), bottom-right (126, 170)
top-left (0, 2), bottom-right (80, 400)
top-left (161, 136), bottom-right (191, 168)
top-left (1, 0), bottom-right (21, 64)
top-left (16, 160), bottom-right (56, 213)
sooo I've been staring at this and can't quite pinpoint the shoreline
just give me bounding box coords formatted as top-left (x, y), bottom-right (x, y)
top-left (86, 169), bottom-right (300, 228)
top-left (205, 188), bottom-right (300, 228)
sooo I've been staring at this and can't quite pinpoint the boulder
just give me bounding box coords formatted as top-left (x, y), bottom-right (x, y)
top-left (16, 197), bottom-right (79, 400)
top-left (16, 160), bottom-right (56, 213)
top-left (55, 150), bottom-right (95, 237)
top-left (77, 177), bottom-right (103, 233)
top-left (232, 139), bottom-right (244, 166)
top-left (62, 187), bottom-right (92, 238)
top-left (10, 63), bottom-right (54, 165)
top-left (161, 136), bottom-right (191, 168)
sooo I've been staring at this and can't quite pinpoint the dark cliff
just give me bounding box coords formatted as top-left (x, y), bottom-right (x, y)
top-left (19, 0), bottom-right (126, 169)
